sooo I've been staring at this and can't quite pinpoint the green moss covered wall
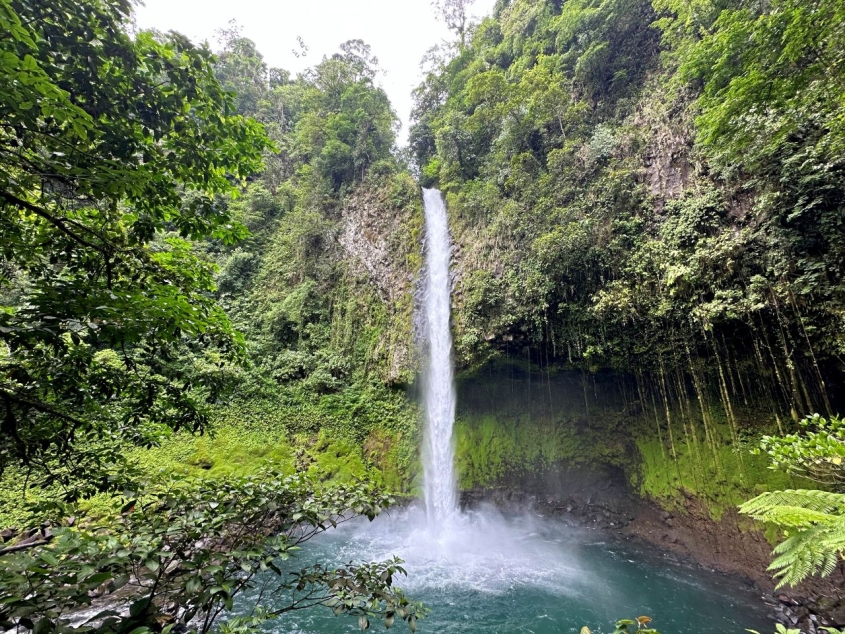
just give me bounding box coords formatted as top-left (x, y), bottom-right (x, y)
top-left (452, 360), bottom-right (799, 520)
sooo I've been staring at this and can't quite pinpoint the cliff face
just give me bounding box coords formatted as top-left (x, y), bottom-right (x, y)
top-left (338, 179), bottom-right (424, 384)
top-left (409, 0), bottom-right (845, 429)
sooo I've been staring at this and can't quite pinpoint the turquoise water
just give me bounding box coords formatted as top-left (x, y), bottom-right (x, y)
top-left (236, 505), bottom-right (771, 634)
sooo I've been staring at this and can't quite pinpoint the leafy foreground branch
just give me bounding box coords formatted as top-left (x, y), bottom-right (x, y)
top-left (589, 615), bottom-right (830, 634)
top-left (0, 471), bottom-right (425, 634)
top-left (740, 415), bottom-right (845, 588)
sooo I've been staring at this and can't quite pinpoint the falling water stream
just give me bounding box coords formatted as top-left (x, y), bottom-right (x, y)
top-left (421, 187), bottom-right (458, 524)
top-left (234, 189), bottom-right (772, 633)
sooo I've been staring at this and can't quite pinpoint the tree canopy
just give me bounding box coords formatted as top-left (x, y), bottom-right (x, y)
top-left (0, 3), bottom-right (425, 633)
top-left (0, 0), bottom-right (270, 495)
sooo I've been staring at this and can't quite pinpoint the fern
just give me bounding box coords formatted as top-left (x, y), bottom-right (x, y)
top-left (740, 490), bottom-right (845, 587)
top-left (740, 490), bottom-right (845, 517)
top-left (756, 505), bottom-right (838, 528)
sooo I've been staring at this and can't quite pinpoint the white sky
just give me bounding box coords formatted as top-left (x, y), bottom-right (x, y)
top-left (133, 0), bottom-right (497, 144)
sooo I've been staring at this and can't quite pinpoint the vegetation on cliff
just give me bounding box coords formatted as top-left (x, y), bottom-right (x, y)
top-left (195, 26), bottom-right (425, 496)
top-left (410, 0), bottom-right (845, 428)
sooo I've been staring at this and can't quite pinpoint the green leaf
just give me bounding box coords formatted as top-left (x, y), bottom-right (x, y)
top-left (186, 577), bottom-right (202, 594)
top-left (129, 598), bottom-right (151, 618)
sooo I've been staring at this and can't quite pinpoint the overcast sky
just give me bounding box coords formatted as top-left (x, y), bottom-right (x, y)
top-left (133, 0), bottom-right (497, 143)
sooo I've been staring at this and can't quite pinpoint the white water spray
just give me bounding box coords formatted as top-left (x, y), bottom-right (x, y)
top-left (421, 188), bottom-right (458, 524)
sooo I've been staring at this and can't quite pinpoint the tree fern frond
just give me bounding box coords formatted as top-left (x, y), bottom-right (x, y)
top-left (740, 490), bottom-right (845, 518)
top-left (771, 526), bottom-right (824, 556)
top-left (770, 535), bottom-right (826, 587)
top-left (752, 505), bottom-right (838, 528)
top-left (821, 550), bottom-right (839, 578)
top-left (766, 516), bottom-right (845, 587)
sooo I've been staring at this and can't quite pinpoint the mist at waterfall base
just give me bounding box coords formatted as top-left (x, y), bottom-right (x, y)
top-left (238, 506), bottom-right (770, 633)
top-left (235, 190), bottom-right (772, 632)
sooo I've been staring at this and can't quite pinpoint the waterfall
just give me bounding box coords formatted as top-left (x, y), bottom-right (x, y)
top-left (421, 188), bottom-right (458, 524)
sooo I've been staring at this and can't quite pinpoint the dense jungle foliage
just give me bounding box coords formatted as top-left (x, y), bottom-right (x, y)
top-left (0, 0), bottom-right (268, 498)
top-left (410, 0), bottom-right (845, 431)
top-left (0, 0), bottom-right (426, 631)
top-left (0, 0), bottom-right (424, 508)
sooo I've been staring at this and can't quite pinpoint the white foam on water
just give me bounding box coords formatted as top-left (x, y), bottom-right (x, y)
top-left (325, 505), bottom-right (599, 599)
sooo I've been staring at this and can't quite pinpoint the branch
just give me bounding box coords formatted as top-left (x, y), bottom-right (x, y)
top-left (0, 388), bottom-right (89, 429)
top-left (0, 536), bottom-right (53, 556)
top-left (1, 393), bottom-right (26, 457)
top-left (0, 191), bottom-right (107, 254)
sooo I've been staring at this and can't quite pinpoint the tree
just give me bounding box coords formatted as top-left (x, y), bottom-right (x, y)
top-left (0, 0), bottom-right (271, 496)
top-left (294, 45), bottom-right (397, 192)
top-left (432, 0), bottom-right (476, 50)
top-left (333, 39), bottom-right (381, 82)
top-left (0, 472), bottom-right (425, 634)
top-left (214, 21), bottom-right (271, 117)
